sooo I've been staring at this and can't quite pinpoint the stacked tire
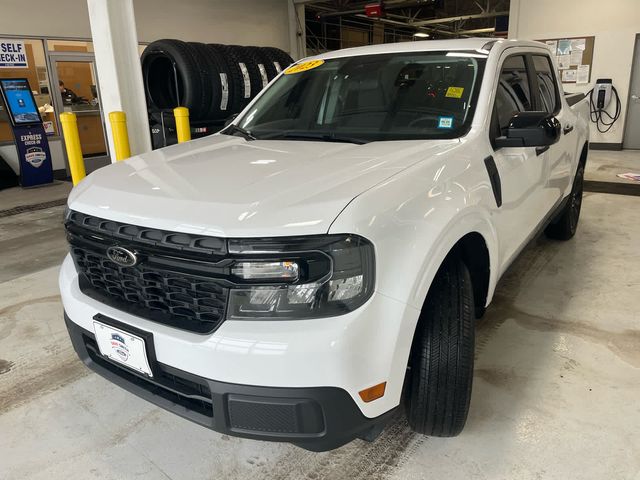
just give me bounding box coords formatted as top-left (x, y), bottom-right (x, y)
top-left (141, 39), bottom-right (293, 130)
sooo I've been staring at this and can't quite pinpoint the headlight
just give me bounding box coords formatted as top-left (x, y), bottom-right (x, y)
top-left (226, 234), bottom-right (375, 319)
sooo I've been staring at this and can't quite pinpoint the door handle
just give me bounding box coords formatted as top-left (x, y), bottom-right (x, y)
top-left (563, 124), bottom-right (574, 135)
top-left (536, 145), bottom-right (550, 156)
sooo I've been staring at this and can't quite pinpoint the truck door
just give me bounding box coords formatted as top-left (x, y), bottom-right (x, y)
top-left (489, 53), bottom-right (554, 271)
top-left (531, 53), bottom-right (576, 201)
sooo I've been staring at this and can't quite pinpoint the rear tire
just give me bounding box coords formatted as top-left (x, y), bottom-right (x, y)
top-left (545, 165), bottom-right (584, 241)
top-left (406, 255), bottom-right (475, 437)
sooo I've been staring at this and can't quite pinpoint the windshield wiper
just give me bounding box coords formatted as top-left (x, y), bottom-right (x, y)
top-left (221, 124), bottom-right (256, 141)
top-left (260, 131), bottom-right (369, 145)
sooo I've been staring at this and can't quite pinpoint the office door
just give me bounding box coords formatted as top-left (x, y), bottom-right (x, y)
top-left (623, 35), bottom-right (640, 149)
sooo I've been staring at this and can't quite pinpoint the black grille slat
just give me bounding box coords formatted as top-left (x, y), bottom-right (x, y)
top-left (66, 211), bottom-right (229, 334)
top-left (68, 210), bottom-right (227, 256)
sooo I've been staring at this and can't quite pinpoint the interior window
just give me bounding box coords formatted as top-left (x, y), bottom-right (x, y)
top-left (532, 55), bottom-right (559, 113)
top-left (499, 55), bottom-right (532, 111)
top-left (494, 80), bottom-right (523, 131)
top-left (491, 55), bottom-right (533, 140)
top-left (0, 39), bottom-right (57, 142)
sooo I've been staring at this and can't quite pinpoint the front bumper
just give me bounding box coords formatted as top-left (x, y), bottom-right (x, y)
top-left (60, 253), bottom-right (422, 449)
top-left (65, 313), bottom-right (395, 451)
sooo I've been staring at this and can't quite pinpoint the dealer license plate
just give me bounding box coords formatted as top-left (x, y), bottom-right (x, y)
top-left (93, 321), bottom-right (153, 377)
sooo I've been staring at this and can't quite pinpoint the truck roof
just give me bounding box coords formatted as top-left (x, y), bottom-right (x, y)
top-left (313, 38), bottom-right (548, 60)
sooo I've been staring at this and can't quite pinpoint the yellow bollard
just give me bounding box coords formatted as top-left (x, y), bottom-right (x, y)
top-left (108, 111), bottom-right (131, 161)
top-left (59, 112), bottom-right (86, 186)
top-left (173, 107), bottom-right (191, 143)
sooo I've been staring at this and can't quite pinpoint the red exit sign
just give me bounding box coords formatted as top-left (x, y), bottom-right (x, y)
top-left (365, 3), bottom-right (384, 17)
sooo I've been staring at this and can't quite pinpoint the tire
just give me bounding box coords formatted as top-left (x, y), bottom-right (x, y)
top-left (252, 47), bottom-right (279, 82)
top-left (261, 47), bottom-right (294, 73)
top-left (213, 44), bottom-right (254, 111)
top-left (205, 44), bottom-right (237, 119)
top-left (141, 39), bottom-right (209, 120)
top-left (208, 44), bottom-right (244, 116)
top-left (187, 42), bottom-right (224, 121)
top-left (244, 46), bottom-right (271, 92)
top-left (406, 254), bottom-right (475, 437)
top-left (544, 164), bottom-right (584, 240)
top-left (229, 45), bottom-right (264, 105)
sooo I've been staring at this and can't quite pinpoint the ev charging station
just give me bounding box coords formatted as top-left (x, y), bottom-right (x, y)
top-left (589, 78), bottom-right (622, 134)
top-left (0, 78), bottom-right (53, 187)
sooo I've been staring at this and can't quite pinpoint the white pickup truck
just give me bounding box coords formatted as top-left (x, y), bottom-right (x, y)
top-left (60, 38), bottom-right (589, 451)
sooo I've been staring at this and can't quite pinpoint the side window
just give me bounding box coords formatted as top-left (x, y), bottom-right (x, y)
top-left (491, 55), bottom-right (533, 137)
top-left (500, 56), bottom-right (532, 111)
top-left (532, 55), bottom-right (559, 113)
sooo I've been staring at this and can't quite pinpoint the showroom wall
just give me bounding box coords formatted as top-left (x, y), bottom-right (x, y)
top-left (0, 0), bottom-right (290, 50)
top-left (509, 0), bottom-right (640, 147)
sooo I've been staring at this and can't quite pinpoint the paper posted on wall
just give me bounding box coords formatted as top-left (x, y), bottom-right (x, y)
top-left (570, 38), bottom-right (586, 52)
top-left (570, 50), bottom-right (583, 66)
top-left (545, 40), bottom-right (558, 54)
top-left (562, 69), bottom-right (577, 83)
top-left (557, 55), bottom-right (571, 70)
top-left (576, 65), bottom-right (590, 84)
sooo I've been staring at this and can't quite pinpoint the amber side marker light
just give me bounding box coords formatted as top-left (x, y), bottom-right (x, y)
top-left (359, 382), bottom-right (386, 403)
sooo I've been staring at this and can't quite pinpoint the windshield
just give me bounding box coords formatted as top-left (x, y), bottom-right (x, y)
top-left (233, 51), bottom-right (486, 143)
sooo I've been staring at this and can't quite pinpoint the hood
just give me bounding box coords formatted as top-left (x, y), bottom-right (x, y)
top-left (69, 134), bottom-right (459, 237)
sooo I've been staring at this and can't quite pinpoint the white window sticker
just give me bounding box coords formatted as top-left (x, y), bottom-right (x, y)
top-left (258, 63), bottom-right (269, 88)
top-left (239, 62), bottom-right (251, 98)
top-left (219, 72), bottom-right (229, 111)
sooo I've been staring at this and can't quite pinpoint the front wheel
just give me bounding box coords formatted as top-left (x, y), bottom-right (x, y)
top-left (405, 255), bottom-right (475, 437)
top-left (545, 165), bottom-right (584, 240)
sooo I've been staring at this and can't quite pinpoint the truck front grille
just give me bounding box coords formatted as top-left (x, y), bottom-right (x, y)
top-left (66, 211), bottom-right (230, 334)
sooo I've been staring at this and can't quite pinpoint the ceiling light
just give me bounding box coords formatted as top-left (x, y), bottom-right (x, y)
top-left (414, 32), bottom-right (430, 38)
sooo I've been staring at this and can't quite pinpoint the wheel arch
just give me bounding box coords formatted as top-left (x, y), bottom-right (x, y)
top-left (454, 232), bottom-right (491, 317)
top-left (409, 211), bottom-right (499, 314)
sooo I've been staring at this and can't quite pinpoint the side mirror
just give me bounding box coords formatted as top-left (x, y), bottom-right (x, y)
top-left (494, 111), bottom-right (561, 149)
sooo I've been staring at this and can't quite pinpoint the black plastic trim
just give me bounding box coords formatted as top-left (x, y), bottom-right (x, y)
top-left (535, 145), bottom-right (550, 156)
top-left (589, 142), bottom-right (622, 151)
top-left (565, 92), bottom-right (586, 107)
top-left (64, 312), bottom-right (395, 451)
top-left (484, 155), bottom-right (503, 207)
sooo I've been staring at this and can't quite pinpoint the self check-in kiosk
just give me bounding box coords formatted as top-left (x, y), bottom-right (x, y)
top-left (0, 78), bottom-right (53, 187)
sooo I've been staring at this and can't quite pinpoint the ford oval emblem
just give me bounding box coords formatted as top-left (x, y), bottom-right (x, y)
top-left (106, 246), bottom-right (138, 267)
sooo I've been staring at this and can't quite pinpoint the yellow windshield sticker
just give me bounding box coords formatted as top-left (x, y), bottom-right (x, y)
top-left (284, 59), bottom-right (325, 75)
top-left (445, 87), bottom-right (465, 98)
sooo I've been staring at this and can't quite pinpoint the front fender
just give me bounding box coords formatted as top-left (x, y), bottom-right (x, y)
top-left (329, 151), bottom-right (499, 311)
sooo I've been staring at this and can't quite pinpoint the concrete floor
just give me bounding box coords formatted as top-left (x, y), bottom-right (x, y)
top-left (1, 156), bottom-right (639, 479)
top-left (585, 149), bottom-right (640, 184)
top-left (0, 180), bottom-right (71, 212)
